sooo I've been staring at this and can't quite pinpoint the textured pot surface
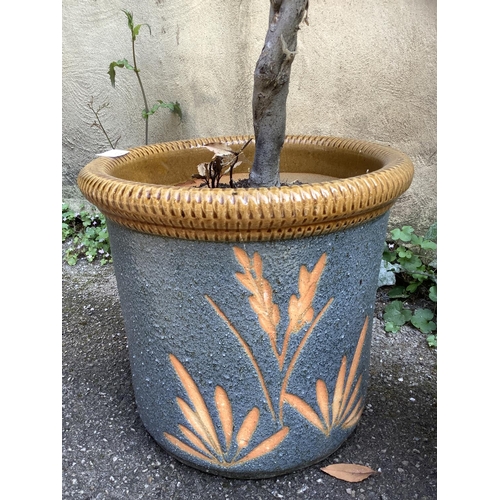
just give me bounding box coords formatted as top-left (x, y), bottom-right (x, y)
top-left (78, 136), bottom-right (413, 478)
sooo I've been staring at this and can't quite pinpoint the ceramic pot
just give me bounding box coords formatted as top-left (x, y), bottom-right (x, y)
top-left (77, 135), bottom-right (413, 478)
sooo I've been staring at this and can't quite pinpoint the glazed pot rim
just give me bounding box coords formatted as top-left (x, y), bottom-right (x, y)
top-left (77, 135), bottom-right (414, 241)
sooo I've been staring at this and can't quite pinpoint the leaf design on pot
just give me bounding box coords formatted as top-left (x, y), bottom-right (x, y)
top-left (214, 385), bottom-right (233, 451)
top-left (331, 316), bottom-right (369, 429)
top-left (207, 248), bottom-right (335, 425)
top-left (164, 354), bottom-right (289, 467)
top-left (168, 354), bottom-right (222, 457)
top-left (284, 316), bottom-right (369, 433)
top-left (279, 253), bottom-right (327, 369)
top-left (288, 253), bottom-right (327, 332)
top-left (233, 247), bottom-right (281, 360)
top-left (278, 297), bottom-right (334, 423)
top-left (233, 248), bottom-right (329, 373)
top-left (283, 391), bottom-right (327, 434)
top-left (234, 407), bottom-right (260, 459)
top-left (205, 295), bottom-right (276, 420)
top-left (235, 427), bottom-right (290, 465)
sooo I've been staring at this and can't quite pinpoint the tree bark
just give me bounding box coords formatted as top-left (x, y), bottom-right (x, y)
top-left (249, 0), bottom-right (309, 187)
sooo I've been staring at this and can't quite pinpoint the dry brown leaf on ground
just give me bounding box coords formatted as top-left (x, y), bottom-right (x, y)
top-left (320, 463), bottom-right (379, 483)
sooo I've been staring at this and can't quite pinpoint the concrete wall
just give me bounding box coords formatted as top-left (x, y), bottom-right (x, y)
top-left (62, 0), bottom-right (436, 234)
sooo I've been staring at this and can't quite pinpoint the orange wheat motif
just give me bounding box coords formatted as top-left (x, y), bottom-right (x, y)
top-left (166, 248), bottom-right (367, 466)
top-left (283, 316), bottom-right (369, 434)
top-left (207, 248), bottom-right (333, 424)
top-left (204, 295), bottom-right (276, 420)
top-left (233, 247), bottom-right (281, 360)
top-left (164, 354), bottom-right (289, 467)
top-left (233, 247), bottom-right (328, 370)
top-left (280, 253), bottom-right (327, 369)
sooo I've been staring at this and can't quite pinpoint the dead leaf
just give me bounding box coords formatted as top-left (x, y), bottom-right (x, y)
top-left (197, 162), bottom-right (209, 176)
top-left (320, 463), bottom-right (379, 483)
top-left (203, 143), bottom-right (235, 156)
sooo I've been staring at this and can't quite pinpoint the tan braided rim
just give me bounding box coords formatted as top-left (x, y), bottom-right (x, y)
top-left (77, 135), bottom-right (414, 242)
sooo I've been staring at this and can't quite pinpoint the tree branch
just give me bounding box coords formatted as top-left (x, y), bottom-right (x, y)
top-left (249, 0), bottom-right (309, 187)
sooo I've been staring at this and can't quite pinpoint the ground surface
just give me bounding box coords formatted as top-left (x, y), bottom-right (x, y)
top-left (62, 252), bottom-right (437, 500)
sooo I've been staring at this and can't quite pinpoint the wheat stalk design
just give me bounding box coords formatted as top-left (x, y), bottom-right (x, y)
top-left (164, 355), bottom-right (289, 467)
top-left (233, 247), bottom-right (281, 360)
top-left (233, 248), bottom-right (328, 372)
top-left (278, 298), bottom-right (334, 423)
top-left (283, 316), bottom-right (369, 433)
top-left (223, 248), bottom-right (333, 423)
top-left (279, 253), bottom-right (327, 369)
top-left (205, 295), bottom-right (276, 420)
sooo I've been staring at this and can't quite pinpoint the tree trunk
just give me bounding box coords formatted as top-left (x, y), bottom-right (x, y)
top-left (249, 0), bottom-right (309, 188)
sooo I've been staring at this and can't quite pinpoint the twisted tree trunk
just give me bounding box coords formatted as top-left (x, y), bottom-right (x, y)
top-left (249, 0), bottom-right (309, 187)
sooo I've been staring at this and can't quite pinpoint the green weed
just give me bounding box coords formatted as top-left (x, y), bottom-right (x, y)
top-left (108, 9), bottom-right (182, 145)
top-left (62, 203), bottom-right (111, 266)
top-left (381, 223), bottom-right (437, 347)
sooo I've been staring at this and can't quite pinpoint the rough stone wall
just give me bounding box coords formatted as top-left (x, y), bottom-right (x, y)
top-left (62, 0), bottom-right (436, 234)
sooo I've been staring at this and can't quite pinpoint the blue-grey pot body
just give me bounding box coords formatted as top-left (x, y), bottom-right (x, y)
top-left (107, 212), bottom-right (389, 478)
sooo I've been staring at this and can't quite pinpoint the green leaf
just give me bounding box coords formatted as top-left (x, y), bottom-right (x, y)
top-left (397, 248), bottom-right (413, 259)
top-left (383, 300), bottom-right (412, 329)
top-left (426, 334), bottom-right (437, 348)
top-left (401, 226), bottom-right (415, 237)
top-left (429, 285), bottom-right (437, 302)
top-left (143, 100), bottom-right (183, 120)
top-left (384, 321), bottom-right (401, 333)
top-left (108, 59), bottom-right (134, 87)
top-left (390, 228), bottom-right (401, 240)
top-left (108, 62), bottom-right (119, 87)
top-left (170, 101), bottom-right (182, 120)
top-left (409, 272), bottom-right (427, 283)
top-left (425, 222), bottom-right (437, 241)
top-left (410, 234), bottom-right (423, 246)
top-left (85, 227), bottom-right (97, 238)
top-left (383, 249), bottom-right (397, 263)
top-left (420, 240), bottom-right (437, 250)
top-left (387, 286), bottom-right (408, 299)
top-left (133, 23), bottom-right (151, 38)
top-left (67, 255), bottom-right (77, 266)
top-left (122, 9), bottom-right (134, 32)
top-left (400, 255), bottom-right (423, 272)
top-left (406, 282), bottom-right (421, 293)
top-left (391, 226), bottom-right (414, 242)
top-left (410, 308), bottom-right (436, 334)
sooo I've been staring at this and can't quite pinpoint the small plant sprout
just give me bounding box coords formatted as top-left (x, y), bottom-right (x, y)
top-left (193, 139), bottom-right (253, 188)
top-left (88, 96), bottom-right (121, 149)
top-left (108, 9), bottom-right (182, 145)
